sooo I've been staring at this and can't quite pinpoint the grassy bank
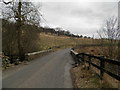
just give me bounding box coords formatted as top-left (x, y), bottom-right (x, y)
top-left (71, 62), bottom-right (111, 88)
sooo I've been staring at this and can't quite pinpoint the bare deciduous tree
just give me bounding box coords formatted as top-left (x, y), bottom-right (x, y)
top-left (97, 17), bottom-right (119, 59)
top-left (2, 0), bottom-right (41, 61)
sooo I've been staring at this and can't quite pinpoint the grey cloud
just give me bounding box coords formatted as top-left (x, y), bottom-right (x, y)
top-left (41, 2), bottom-right (118, 37)
top-left (71, 2), bottom-right (117, 19)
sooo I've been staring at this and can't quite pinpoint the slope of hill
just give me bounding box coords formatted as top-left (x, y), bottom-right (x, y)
top-left (38, 32), bottom-right (97, 50)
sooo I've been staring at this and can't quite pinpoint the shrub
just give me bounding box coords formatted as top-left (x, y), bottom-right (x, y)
top-left (2, 56), bottom-right (10, 69)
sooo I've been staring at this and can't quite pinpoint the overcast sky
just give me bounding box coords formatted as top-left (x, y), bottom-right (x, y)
top-left (36, 1), bottom-right (118, 37)
top-left (1, 0), bottom-right (119, 37)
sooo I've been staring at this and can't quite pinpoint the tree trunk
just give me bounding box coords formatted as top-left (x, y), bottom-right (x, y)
top-left (17, 1), bottom-right (25, 61)
top-left (118, 40), bottom-right (120, 60)
top-left (118, 40), bottom-right (120, 88)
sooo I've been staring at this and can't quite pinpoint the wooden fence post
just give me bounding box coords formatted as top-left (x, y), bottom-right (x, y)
top-left (100, 58), bottom-right (105, 80)
top-left (75, 55), bottom-right (79, 64)
top-left (82, 54), bottom-right (84, 61)
top-left (88, 56), bottom-right (91, 70)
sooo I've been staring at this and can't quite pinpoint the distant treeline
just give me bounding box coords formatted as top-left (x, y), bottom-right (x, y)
top-left (40, 27), bottom-right (91, 39)
top-left (2, 19), bottom-right (91, 39)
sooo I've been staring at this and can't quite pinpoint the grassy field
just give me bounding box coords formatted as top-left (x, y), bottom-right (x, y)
top-left (38, 32), bottom-right (99, 50)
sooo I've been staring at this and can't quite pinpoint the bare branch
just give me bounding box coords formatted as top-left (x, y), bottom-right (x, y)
top-left (2, 0), bottom-right (14, 4)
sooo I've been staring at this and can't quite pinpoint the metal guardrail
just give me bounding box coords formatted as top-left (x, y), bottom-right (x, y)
top-left (70, 50), bottom-right (120, 81)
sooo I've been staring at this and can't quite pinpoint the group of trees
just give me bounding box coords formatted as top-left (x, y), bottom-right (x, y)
top-left (2, 0), bottom-right (41, 62)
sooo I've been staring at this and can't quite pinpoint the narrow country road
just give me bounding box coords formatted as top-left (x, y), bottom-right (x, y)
top-left (3, 48), bottom-right (74, 88)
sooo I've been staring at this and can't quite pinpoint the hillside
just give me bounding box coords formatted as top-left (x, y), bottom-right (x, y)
top-left (38, 32), bottom-right (98, 50)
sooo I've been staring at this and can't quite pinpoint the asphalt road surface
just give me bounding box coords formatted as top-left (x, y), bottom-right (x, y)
top-left (3, 48), bottom-right (74, 88)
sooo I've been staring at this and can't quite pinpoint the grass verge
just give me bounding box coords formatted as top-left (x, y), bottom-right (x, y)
top-left (70, 62), bottom-right (111, 88)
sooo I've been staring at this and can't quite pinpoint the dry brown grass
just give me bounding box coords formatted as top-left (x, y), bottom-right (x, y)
top-left (39, 33), bottom-right (99, 50)
top-left (75, 46), bottom-right (118, 60)
top-left (71, 62), bottom-right (111, 88)
top-left (74, 45), bottom-right (119, 88)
